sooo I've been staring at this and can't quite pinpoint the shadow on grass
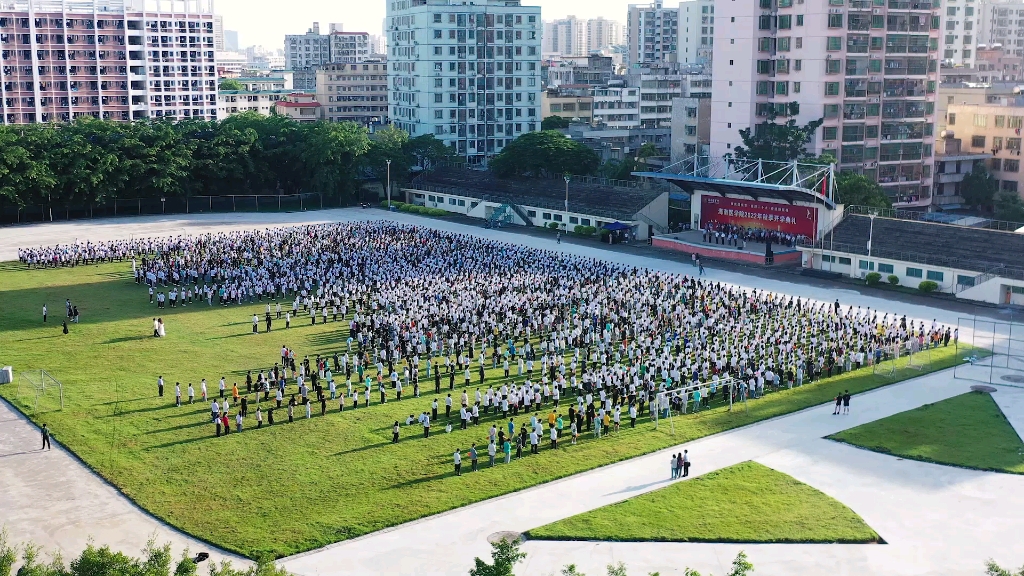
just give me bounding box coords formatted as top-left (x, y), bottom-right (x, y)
top-left (146, 420), bottom-right (209, 434)
top-left (332, 440), bottom-right (391, 456)
top-left (103, 334), bottom-right (155, 344)
top-left (388, 470), bottom-right (449, 489)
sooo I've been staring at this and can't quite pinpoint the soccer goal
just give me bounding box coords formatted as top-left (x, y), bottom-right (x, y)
top-left (17, 370), bottom-right (64, 412)
top-left (872, 344), bottom-right (898, 379)
top-left (905, 338), bottom-right (931, 371)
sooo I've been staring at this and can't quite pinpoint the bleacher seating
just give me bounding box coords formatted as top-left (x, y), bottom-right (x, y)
top-left (826, 214), bottom-right (1024, 271)
top-left (416, 166), bottom-right (663, 222)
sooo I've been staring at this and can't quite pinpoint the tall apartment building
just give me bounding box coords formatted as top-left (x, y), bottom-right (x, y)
top-left (678, 0), bottom-right (714, 66)
top-left (1, 0), bottom-right (217, 124)
top-left (330, 31), bottom-right (371, 63)
top-left (979, 0), bottom-right (1024, 57)
top-left (284, 22), bottom-right (331, 90)
top-left (316, 59), bottom-right (388, 127)
top-left (386, 0), bottom-right (543, 163)
top-left (627, 1), bottom-right (679, 65)
top-left (213, 14), bottom-right (224, 51)
top-left (587, 18), bottom-right (623, 53)
top-left (940, 0), bottom-right (979, 67)
top-left (543, 16), bottom-right (587, 57)
top-left (711, 0), bottom-right (940, 205)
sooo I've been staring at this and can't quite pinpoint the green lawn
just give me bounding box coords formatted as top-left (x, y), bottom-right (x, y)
top-left (0, 261), bottom-right (971, 558)
top-left (829, 392), bottom-right (1024, 474)
top-left (527, 461), bottom-right (880, 543)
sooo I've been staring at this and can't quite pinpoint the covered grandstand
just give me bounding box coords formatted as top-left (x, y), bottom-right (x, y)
top-left (402, 166), bottom-right (669, 240)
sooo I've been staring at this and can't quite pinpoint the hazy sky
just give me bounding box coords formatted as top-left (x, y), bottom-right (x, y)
top-left (217, 0), bottom-right (633, 50)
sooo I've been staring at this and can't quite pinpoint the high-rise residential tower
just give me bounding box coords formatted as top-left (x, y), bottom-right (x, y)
top-left (386, 0), bottom-right (542, 163)
top-left (1, 0), bottom-right (218, 124)
top-left (627, 1), bottom-right (680, 65)
top-left (711, 0), bottom-right (940, 205)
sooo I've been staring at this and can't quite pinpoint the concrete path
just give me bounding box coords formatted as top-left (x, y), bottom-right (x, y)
top-left (992, 386), bottom-right (1024, 442)
top-left (280, 367), bottom-right (1024, 576)
top-left (0, 397), bottom-right (245, 567)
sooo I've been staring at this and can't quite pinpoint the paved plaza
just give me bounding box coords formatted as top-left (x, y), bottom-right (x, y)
top-left (1, 209), bottom-right (1022, 575)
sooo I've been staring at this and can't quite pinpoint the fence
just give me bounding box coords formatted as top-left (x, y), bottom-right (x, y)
top-left (798, 237), bottom-right (1024, 281)
top-left (0, 193), bottom-right (331, 226)
top-left (954, 318), bottom-right (1024, 388)
top-left (845, 204), bottom-right (1024, 233)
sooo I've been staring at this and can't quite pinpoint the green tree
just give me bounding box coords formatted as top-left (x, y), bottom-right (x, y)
top-left (404, 134), bottom-right (453, 169)
top-left (679, 552), bottom-right (753, 576)
top-left (560, 565), bottom-right (586, 576)
top-left (994, 188), bottom-right (1024, 223)
top-left (468, 538), bottom-right (526, 576)
top-left (733, 112), bottom-right (824, 162)
top-left (0, 529), bottom-right (16, 576)
top-left (490, 131), bottom-right (600, 178)
top-left (986, 559), bottom-right (1024, 576)
top-left (541, 116), bottom-right (572, 130)
top-left (836, 171), bottom-right (892, 209)
top-left (960, 165), bottom-right (998, 210)
top-left (218, 79), bottom-right (244, 91)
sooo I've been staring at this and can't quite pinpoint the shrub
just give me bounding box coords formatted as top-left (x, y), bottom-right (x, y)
top-left (599, 229), bottom-right (611, 240)
top-left (574, 225), bottom-right (597, 236)
top-left (918, 280), bottom-right (939, 293)
top-left (427, 208), bottom-right (449, 216)
top-left (547, 222), bottom-right (560, 230)
top-left (379, 200), bottom-right (389, 209)
top-left (864, 272), bottom-right (882, 286)
top-left (887, 274), bottom-right (900, 286)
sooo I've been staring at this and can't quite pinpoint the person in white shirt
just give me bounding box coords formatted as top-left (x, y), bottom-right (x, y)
top-left (453, 449), bottom-right (462, 476)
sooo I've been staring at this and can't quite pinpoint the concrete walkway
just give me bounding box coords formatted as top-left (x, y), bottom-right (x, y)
top-left (280, 368), bottom-right (1024, 576)
top-left (993, 386), bottom-right (1024, 442)
top-left (0, 398), bottom-right (245, 567)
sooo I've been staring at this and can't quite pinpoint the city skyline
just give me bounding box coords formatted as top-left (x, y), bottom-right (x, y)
top-left (215, 0), bottom-right (631, 49)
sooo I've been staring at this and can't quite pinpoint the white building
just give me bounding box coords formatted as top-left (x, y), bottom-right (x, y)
top-left (330, 31), bottom-right (371, 63)
top-left (0, 0), bottom-right (218, 124)
top-left (941, 0), bottom-right (979, 67)
top-left (213, 14), bottom-right (224, 51)
top-left (543, 16), bottom-right (587, 57)
top-left (587, 18), bottom-right (623, 53)
top-left (592, 86), bottom-right (641, 128)
top-left (627, 1), bottom-right (679, 66)
top-left (284, 22), bottom-right (331, 90)
top-left (677, 0), bottom-right (714, 66)
top-left (216, 50), bottom-right (249, 76)
top-left (387, 0), bottom-right (543, 163)
top-left (979, 0), bottom-right (1024, 58)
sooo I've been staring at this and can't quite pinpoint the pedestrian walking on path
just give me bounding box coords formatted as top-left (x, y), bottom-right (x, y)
top-left (41, 424), bottom-right (51, 450)
top-left (682, 450), bottom-right (690, 477)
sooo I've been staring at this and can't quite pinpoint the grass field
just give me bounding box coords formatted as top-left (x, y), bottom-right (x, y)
top-left (0, 261), bottom-right (973, 558)
top-left (829, 392), bottom-right (1024, 474)
top-left (526, 460), bottom-right (880, 543)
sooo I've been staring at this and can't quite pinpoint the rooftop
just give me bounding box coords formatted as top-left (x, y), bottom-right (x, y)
top-left (413, 166), bottom-right (664, 222)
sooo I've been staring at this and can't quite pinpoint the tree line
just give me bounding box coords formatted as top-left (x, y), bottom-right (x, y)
top-left (0, 115), bottom-right (453, 215)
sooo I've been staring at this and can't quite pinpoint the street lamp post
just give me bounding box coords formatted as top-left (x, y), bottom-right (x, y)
top-left (563, 175), bottom-right (570, 229)
top-left (867, 214), bottom-right (876, 257)
top-left (386, 159), bottom-right (392, 209)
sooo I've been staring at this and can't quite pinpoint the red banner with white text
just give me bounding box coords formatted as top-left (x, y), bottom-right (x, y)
top-left (700, 195), bottom-right (818, 239)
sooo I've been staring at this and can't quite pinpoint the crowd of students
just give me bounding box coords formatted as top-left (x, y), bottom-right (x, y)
top-left (28, 221), bottom-right (956, 477)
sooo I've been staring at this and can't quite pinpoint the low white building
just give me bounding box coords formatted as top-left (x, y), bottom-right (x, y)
top-left (402, 166), bottom-right (668, 240)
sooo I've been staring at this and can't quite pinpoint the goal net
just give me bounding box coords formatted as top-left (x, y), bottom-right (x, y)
top-left (17, 370), bottom-right (64, 413)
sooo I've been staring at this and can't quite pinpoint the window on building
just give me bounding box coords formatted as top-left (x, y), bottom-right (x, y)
top-left (569, 216), bottom-right (579, 224)
top-left (974, 114), bottom-right (987, 127)
top-left (947, 113), bottom-right (955, 125)
top-left (827, 36), bottom-right (842, 51)
top-left (957, 275), bottom-right (976, 288)
top-left (1003, 180), bottom-right (1019, 192)
top-left (838, 257), bottom-right (852, 265)
top-left (859, 260), bottom-right (875, 271)
top-left (542, 212), bottom-right (552, 220)
top-left (823, 126), bottom-right (838, 140)
top-left (527, 210), bottom-right (537, 217)
top-left (449, 198), bottom-right (457, 205)
top-left (827, 14), bottom-right (843, 27)
top-left (926, 270), bottom-right (944, 282)
top-left (554, 214), bottom-right (563, 222)
top-left (906, 267), bottom-right (923, 278)
top-left (972, 135), bottom-right (986, 148)
top-left (1005, 159), bottom-right (1020, 172)
top-left (797, 15), bottom-right (804, 26)
top-left (878, 263), bottom-right (894, 274)
top-left (825, 82), bottom-right (840, 96)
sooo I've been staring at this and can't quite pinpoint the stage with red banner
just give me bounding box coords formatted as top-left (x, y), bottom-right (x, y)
top-left (699, 195), bottom-right (819, 239)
